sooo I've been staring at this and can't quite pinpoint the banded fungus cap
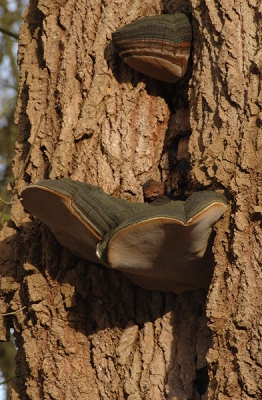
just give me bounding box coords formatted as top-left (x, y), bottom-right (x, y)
top-left (97, 191), bottom-right (227, 294)
top-left (21, 178), bottom-right (147, 263)
top-left (22, 179), bottom-right (227, 294)
top-left (112, 13), bottom-right (192, 83)
top-left (22, 179), bottom-right (104, 262)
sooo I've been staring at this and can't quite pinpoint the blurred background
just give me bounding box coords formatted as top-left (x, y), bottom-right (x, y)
top-left (0, 0), bottom-right (27, 398)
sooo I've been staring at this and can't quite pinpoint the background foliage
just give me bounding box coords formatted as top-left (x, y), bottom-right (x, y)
top-left (0, 0), bottom-right (26, 224)
top-left (0, 0), bottom-right (27, 398)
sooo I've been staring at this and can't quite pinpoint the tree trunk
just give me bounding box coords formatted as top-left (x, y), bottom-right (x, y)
top-left (189, 1), bottom-right (262, 398)
top-left (0, 0), bottom-right (261, 399)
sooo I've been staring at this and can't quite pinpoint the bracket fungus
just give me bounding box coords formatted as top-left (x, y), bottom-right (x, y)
top-left (112, 13), bottom-right (192, 83)
top-left (22, 179), bottom-right (227, 294)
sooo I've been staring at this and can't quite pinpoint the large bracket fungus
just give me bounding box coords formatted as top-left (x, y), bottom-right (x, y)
top-left (22, 179), bottom-right (227, 294)
top-left (112, 13), bottom-right (192, 83)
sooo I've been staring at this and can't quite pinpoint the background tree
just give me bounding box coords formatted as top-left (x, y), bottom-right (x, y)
top-left (0, 0), bottom-right (261, 399)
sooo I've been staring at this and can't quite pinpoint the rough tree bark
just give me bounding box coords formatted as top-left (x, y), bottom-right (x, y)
top-left (0, 0), bottom-right (261, 399)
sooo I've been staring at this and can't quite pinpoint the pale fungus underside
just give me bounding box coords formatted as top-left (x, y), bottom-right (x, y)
top-left (112, 13), bottom-right (192, 83)
top-left (22, 179), bottom-right (227, 294)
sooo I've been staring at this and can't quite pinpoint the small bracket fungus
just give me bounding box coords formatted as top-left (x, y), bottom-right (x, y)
top-left (112, 13), bottom-right (192, 83)
top-left (22, 179), bottom-right (227, 294)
